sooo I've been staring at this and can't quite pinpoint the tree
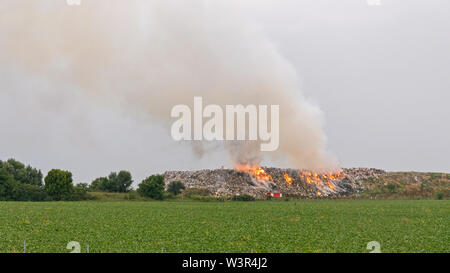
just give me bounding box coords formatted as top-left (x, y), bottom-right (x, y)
top-left (0, 159), bottom-right (43, 186)
top-left (167, 181), bottom-right (185, 195)
top-left (0, 167), bottom-right (48, 201)
top-left (116, 170), bottom-right (133, 192)
top-left (44, 169), bottom-right (74, 200)
top-left (0, 168), bottom-right (15, 201)
top-left (90, 171), bottom-right (133, 192)
top-left (90, 177), bottom-right (110, 192)
top-left (138, 175), bottom-right (165, 200)
top-left (107, 172), bottom-right (119, 192)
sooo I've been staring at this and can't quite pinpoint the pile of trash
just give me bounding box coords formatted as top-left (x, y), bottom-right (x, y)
top-left (164, 167), bottom-right (386, 198)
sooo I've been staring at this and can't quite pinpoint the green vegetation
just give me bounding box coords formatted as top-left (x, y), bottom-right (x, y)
top-left (0, 200), bottom-right (447, 253)
top-left (138, 175), bottom-right (165, 200)
top-left (44, 169), bottom-right (74, 201)
top-left (89, 171), bottom-right (133, 193)
top-left (360, 172), bottom-right (449, 200)
top-left (0, 159), bottom-right (43, 186)
top-left (0, 159), bottom-right (87, 201)
top-left (167, 181), bottom-right (186, 195)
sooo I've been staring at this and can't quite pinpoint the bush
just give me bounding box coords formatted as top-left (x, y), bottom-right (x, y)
top-left (70, 183), bottom-right (89, 201)
top-left (44, 169), bottom-right (74, 201)
top-left (436, 192), bottom-right (444, 200)
top-left (167, 181), bottom-right (185, 195)
top-left (164, 192), bottom-right (176, 200)
top-left (12, 183), bottom-right (49, 201)
top-left (231, 194), bottom-right (255, 201)
top-left (138, 175), bottom-right (165, 200)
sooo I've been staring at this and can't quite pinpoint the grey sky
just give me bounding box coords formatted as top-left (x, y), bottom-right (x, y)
top-left (1, 0), bottom-right (449, 184)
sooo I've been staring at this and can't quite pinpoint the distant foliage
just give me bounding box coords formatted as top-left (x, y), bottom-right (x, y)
top-left (44, 169), bottom-right (74, 201)
top-left (89, 171), bottom-right (133, 193)
top-left (0, 168), bottom-right (17, 201)
top-left (0, 160), bottom-right (49, 201)
top-left (71, 183), bottom-right (90, 201)
top-left (115, 171), bottom-right (133, 192)
top-left (167, 181), bottom-right (186, 195)
top-left (0, 158), bottom-right (43, 186)
top-left (90, 177), bottom-right (110, 192)
top-left (138, 175), bottom-right (165, 200)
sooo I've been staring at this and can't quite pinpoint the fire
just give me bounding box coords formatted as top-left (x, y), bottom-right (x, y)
top-left (283, 173), bottom-right (293, 185)
top-left (234, 165), bottom-right (346, 192)
top-left (327, 182), bottom-right (336, 190)
top-left (235, 165), bottom-right (273, 182)
top-left (300, 170), bottom-right (346, 191)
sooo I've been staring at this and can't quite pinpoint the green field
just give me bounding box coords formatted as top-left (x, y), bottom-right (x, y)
top-left (0, 200), bottom-right (448, 253)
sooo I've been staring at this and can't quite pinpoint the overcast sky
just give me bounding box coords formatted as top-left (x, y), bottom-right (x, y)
top-left (1, 0), bottom-right (449, 184)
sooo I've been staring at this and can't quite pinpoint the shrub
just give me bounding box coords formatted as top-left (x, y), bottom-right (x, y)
top-left (164, 192), bottom-right (176, 199)
top-left (231, 194), bottom-right (255, 201)
top-left (436, 192), bottom-right (444, 200)
top-left (70, 183), bottom-right (89, 201)
top-left (44, 169), bottom-right (74, 200)
top-left (12, 183), bottom-right (49, 201)
top-left (167, 181), bottom-right (186, 195)
top-left (138, 175), bottom-right (165, 200)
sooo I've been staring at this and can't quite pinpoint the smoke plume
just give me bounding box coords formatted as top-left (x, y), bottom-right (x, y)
top-left (0, 0), bottom-right (337, 170)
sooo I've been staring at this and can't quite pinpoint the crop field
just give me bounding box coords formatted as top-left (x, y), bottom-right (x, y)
top-left (0, 200), bottom-right (448, 253)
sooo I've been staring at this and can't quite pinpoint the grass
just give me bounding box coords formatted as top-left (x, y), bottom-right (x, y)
top-left (0, 200), bottom-right (448, 253)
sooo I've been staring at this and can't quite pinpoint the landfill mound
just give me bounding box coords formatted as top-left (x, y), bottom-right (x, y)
top-left (164, 168), bottom-right (386, 198)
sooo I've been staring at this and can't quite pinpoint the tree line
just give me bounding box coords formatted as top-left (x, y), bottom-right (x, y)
top-left (0, 158), bottom-right (185, 201)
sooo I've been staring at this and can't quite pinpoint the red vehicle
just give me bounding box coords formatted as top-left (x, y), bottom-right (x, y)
top-left (265, 192), bottom-right (282, 198)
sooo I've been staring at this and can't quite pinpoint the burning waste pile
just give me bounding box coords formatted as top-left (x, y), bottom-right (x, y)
top-left (164, 167), bottom-right (385, 198)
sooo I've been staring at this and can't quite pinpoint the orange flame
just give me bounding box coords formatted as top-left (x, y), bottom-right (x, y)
top-left (283, 173), bottom-right (293, 185)
top-left (235, 165), bottom-right (273, 182)
top-left (300, 170), bottom-right (345, 191)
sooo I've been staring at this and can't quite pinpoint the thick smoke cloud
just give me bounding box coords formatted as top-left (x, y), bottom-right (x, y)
top-left (0, 0), bottom-right (336, 170)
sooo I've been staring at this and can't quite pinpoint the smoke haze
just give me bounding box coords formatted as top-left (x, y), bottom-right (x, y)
top-left (0, 0), bottom-right (336, 175)
top-left (3, 0), bottom-right (448, 183)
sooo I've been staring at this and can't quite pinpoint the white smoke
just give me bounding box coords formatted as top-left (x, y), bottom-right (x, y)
top-left (0, 0), bottom-right (337, 170)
